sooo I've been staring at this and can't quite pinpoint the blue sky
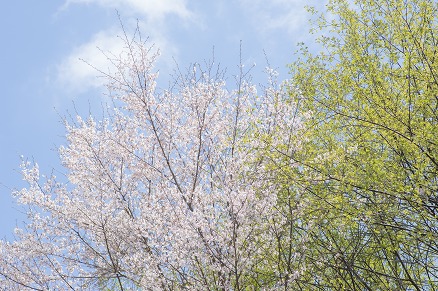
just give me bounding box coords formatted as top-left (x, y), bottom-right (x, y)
top-left (0, 0), bottom-right (326, 239)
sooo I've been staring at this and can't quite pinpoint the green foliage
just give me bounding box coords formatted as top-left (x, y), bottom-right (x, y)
top-left (281, 0), bottom-right (438, 289)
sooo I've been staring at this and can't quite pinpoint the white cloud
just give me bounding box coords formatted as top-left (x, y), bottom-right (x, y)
top-left (56, 0), bottom-right (193, 95)
top-left (56, 27), bottom-right (177, 94)
top-left (61, 0), bottom-right (193, 21)
top-left (239, 0), bottom-right (327, 35)
top-left (56, 29), bottom-right (123, 93)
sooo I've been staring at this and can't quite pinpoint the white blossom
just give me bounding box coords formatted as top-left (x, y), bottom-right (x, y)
top-left (0, 33), bottom-right (308, 290)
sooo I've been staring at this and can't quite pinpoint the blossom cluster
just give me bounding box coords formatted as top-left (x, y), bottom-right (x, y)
top-left (0, 35), bottom-right (307, 290)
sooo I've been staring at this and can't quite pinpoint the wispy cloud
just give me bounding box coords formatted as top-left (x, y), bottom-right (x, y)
top-left (56, 29), bottom-right (123, 93)
top-left (239, 0), bottom-right (327, 36)
top-left (61, 0), bottom-right (193, 20)
top-left (55, 0), bottom-right (194, 95)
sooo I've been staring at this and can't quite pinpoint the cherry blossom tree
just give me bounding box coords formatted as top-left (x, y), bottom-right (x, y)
top-left (0, 29), bottom-right (308, 290)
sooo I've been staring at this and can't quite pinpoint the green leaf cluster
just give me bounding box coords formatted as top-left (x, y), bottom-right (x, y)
top-left (270, 0), bottom-right (438, 289)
